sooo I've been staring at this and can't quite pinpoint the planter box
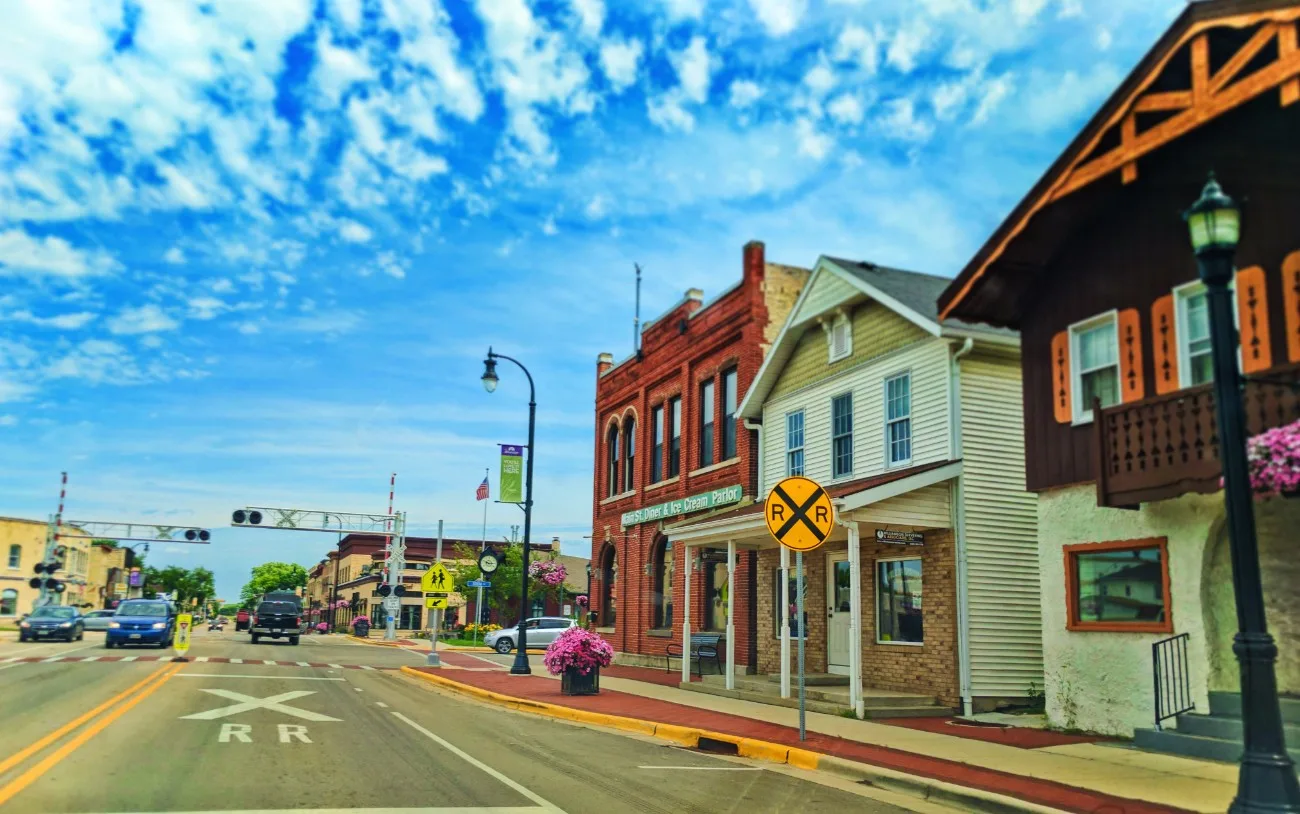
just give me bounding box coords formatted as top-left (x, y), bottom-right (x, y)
top-left (561, 666), bottom-right (600, 696)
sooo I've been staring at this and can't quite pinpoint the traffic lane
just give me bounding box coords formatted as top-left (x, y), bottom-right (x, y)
top-left (7, 661), bottom-right (541, 814)
top-left (355, 667), bottom-right (922, 814)
top-left (0, 660), bottom-right (170, 776)
top-left (197, 629), bottom-right (431, 669)
top-left (0, 631), bottom-right (104, 659)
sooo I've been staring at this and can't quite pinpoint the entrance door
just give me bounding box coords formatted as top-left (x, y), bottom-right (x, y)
top-left (826, 552), bottom-right (852, 675)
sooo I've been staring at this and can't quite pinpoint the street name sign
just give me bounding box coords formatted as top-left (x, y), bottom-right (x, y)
top-left (467, 579), bottom-right (491, 588)
top-left (421, 562), bottom-right (452, 593)
top-left (620, 484), bottom-right (743, 527)
top-left (764, 476), bottom-right (835, 551)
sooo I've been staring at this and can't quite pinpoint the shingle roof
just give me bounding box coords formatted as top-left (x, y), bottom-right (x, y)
top-left (825, 257), bottom-right (1018, 339)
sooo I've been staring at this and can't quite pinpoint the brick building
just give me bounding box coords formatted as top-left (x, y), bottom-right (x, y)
top-left (589, 241), bottom-right (809, 668)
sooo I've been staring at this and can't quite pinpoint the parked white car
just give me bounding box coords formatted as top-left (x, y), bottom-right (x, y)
top-left (484, 617), bottom-right (574, 654)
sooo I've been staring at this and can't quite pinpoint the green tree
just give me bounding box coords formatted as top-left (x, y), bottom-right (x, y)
top-left (218, 604), bottom-right (241, 616)
top-left (239, 562), bottom-right (308, 606)
top-left (141, 565), bottom-right (215, 604)
top-left (446, 544), bottom-right (564, 623)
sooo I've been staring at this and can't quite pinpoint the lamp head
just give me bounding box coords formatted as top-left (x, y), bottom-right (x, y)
top-left (1184, 172), bottom-right (1240, 280)
top-left (481, 352), bottom-right (499, 394)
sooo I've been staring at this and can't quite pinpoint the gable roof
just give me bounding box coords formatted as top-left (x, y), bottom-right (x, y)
top-left (737, 256), bottom-right (1017, 419)
top-left (938, 0), bottom-right (1300, 325)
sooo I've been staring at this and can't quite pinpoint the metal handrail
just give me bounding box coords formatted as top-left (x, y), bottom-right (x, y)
top-left (1153, 632), bottom-right (1194, 729)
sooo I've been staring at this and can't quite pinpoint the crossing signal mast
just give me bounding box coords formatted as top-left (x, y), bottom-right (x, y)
top-left (231, 505), bottom-right (408, 641)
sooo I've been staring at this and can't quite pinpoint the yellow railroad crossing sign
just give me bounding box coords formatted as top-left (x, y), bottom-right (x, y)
top-left (421, 562), bottom-right (452, 593)
top-left (174, 613), bottom-right (193, 657)
top-left (764, 476), bottom-right (835, 552)
top-left (424, 595), bottom-right (449, 610)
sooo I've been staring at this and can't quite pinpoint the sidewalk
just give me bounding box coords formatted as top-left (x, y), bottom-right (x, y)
top-left (409, 652), bottom-right (1236, 814)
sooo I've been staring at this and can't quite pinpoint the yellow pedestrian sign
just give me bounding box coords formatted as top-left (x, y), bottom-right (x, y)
top-left (174, 613), bottom-right (193, 658)
top-left (425, 595), bottom-right (448, 610)
top-left (765, 476), bottom-right (835, 552)
top-left (421, 562), bottom-right (452, 593)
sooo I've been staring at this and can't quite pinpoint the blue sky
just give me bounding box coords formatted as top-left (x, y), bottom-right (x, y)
top-left (0, 0), bottom-right (1184, 601)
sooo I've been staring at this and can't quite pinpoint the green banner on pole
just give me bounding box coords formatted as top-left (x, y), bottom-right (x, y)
top-left (499, 444), bottom-right (523, 503)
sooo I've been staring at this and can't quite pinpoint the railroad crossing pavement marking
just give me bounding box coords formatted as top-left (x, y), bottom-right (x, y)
top-left (180, 689), bottom-right (342, 722)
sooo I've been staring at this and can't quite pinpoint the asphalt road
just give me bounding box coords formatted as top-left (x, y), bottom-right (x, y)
top-left (0, 628), bottom-right (949, 813)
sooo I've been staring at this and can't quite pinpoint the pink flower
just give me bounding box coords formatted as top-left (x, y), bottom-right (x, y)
top-left (543, 627), bottom-right (613, 676)
top-left (528, 560), bottom-right (568, 588)
top-left (1244, 418), bottom-right (1300, 498)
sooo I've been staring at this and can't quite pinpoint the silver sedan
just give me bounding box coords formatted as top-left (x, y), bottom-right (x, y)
top-left (81, 610), bottom-right (117, 631)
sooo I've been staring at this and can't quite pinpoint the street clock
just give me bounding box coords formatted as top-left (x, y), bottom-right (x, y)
top-left (478, 550), bottom-right (500, 575)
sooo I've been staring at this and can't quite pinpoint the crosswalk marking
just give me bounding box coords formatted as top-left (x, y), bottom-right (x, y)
top-left (80, 656), bottom-right (98, 662)
top-left (296, 661), bottom-right (309, 667)
top-left (263, 659), bottom-right (276, 665)
top-left (360, 665), bottom-right (375, 670)
top-left (0, 654), bottom-right (399, 672)
top-left (230, 658), bottom-right (243, 664)
top-left (119, 656), bottom-right (137, 662)
top-left (328, 663), bottom-right (343, 669)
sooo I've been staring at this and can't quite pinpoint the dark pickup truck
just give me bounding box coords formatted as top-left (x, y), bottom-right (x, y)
top-left (249, 600), bottom-right (301, 645)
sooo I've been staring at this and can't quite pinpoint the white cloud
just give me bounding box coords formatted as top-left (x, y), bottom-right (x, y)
top-left (886, 20), bottom-right (931, 74)
top-left (0, 415), bottom-right (17, 427)
top-left (878, 98), bottom-right (934, 142)
top-left (599, 38), bottom-right (643, 92)
top-left (585, 195), bottom-right (608, 220)
top-left (210, 278), bottom-right (236, 294)
top-left (0, 229), bottom-right (117, 278)
top-left (795, 118), bottom-right (832, 160)
top-left (188, 297), bottom-right (226, 320)
top-left (748, 0), bottom-right (807, 36)
top-left (6, 310), bottom-right (97, 330)
top-left (313, 30), bottom-right (375, 106)
top-left (541, 216), bottom-right (558, 236)
top-left (728, 79), bottom-right (763, 109)
top-left (931, 80), bottom-right (968, 122)
top-left (833, 24), bottom-right (878, 74)
top-left (1018, 65), bottom-right (1122, 133)
top-left (827, 93), bottom-right (865, 125)
top-left (163, 247), bottom-right (186, 265)
top-left (1011, 0), bottom-right (1050, 24)
top-left (237, 321), bottom-right (261, 335)
top-left (570, 0), bottom-right (605, 37)
top-left (339, 219), bottom-right (374, 243)
top-left (108, 304), bottom-right (179, 335)
top-left (803, 61), bottom-right (836, 98)
top-left (0, 378), bottom-right (34, 404)
top-left (971, 73), bottom-right (1014, 125)
top-left (662, 0), bottom-right (705, 20)
top-left (332, 0), bottom-right (363, 30)
top-left (647, 95), bottom-right (695, 132)
top-left (674, 37), bottom-right (713, 103)
top-left (1097, 28), bottom-right (1113, 50)
top-left (140, 334), bottom-right (163, 349)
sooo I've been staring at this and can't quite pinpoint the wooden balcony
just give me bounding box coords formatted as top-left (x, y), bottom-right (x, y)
top-left (1095, 363), bottom-right (1300, 508)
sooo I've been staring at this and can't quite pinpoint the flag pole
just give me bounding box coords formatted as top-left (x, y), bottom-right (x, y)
top-left (476, 468), bottom-right (488, 646)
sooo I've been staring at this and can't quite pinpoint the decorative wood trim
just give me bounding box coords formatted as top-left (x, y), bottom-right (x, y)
top-left (1208, 23), bottom-right (1277, 94)
top-left (1133, 90), bottom-right (1192, 112)
top-left (1283, 251), bottom-right (1300, 363)
top-left (1117, 308), bottom-right (1145, 402)
top-left (1051, 331), bottom-right (1072, 424)
top-left (1151, 294), bottom-right (1180, 395)
top-left (1235, 266), bottom-right (1272, 374)
top-left (1120, 115), bottom-right (1138, 184)
top-left (1191, 33), bottom-right (1210, 104)
top-left (940, 8), bottom-right (1300, 321)
top-left (1063, 537), bottom-right (1173, 634)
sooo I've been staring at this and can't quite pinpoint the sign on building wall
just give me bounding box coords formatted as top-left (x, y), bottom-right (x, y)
top-left (499, 444), bottom-right (524, 503)
top-left (620, 484), bottom-right (743, 527)
top-left (876, 529), bottom-right (925, 546)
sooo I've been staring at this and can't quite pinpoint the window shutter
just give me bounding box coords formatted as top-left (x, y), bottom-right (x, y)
top-left (1050, 330), bottom-right (1072, 424)
top-left (1235, 266), bottom-right (1272, 374)
top-left (1284, 252), bottom-right (1300, 363)
top-left (1117, 308), bottom-right (1145, 403)
top-left (1151, 294), bottom-right (1180, 395)
top-left (831, 318), bottom-right (849, 358)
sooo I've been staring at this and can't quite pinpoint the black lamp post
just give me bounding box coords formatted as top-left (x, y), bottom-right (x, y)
top-left (482, 347), bottom-right (537, 676)
top-left (1185, 173), bottom-right (1300, 813)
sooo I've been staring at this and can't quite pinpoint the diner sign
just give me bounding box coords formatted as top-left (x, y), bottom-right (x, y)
top-left (621, 484), bottom-right (743, 527)
top-left (876, 529), bottom-right (925, 546)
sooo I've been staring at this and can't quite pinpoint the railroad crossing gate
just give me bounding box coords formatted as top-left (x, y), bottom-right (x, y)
top-left (764, 476), bottom-right (834, 552)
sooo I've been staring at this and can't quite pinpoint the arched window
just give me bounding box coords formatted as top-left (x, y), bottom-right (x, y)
top-left (7, 544), bottom-right (19, 569)
top-left (600, 546), bottom-right (617, 627)
top-left (622, 417), bottom-right (636, 491)
top-left (606, 424), bottom-right (620, 497)
top-left (653, 537), bottom-right (674, 628)
top-left (0, 588), bottom-right (17, 616)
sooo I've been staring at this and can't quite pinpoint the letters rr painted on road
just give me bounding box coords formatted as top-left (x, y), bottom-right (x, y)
top-left (764, 476), bottom-right (835, 552)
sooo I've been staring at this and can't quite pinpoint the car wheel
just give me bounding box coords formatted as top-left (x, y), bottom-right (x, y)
top-left (290, 636), bottom-right (300, 646)
top-left (495, 638), bottom-right (514, 654)
top-left (18, 634), bottom-right (26, 643)
top-left (77, 628), bottom-right (84, 641)
top-left (104, 639), bottom-right (113, 649)
top-left (251, 634), bottom-right (259, 644)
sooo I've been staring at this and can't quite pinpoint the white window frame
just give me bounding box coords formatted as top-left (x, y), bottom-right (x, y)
top-left (875, 556), bottom-right (924, 647)
top-left (884, 370), bottom-right (913, 468)
top-left (830, 391), bottom-right (854, 480)
top-left (1068, 310), bottom-right (1121, 425)
top-left (6, 544), bottom-right (19, 570)
top-left (785, 410), bottom-right (805, 477)
top-left (827, 311), bottom-right (852, 363)
top-left (1174, 279), bottom-right (1240, 389)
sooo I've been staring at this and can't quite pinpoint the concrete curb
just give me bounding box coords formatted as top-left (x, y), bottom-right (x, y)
top-left (398, 667), bottom-right (1051, 813)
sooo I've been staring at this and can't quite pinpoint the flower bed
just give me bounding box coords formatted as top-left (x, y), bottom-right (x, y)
top-left (543, 626), bottom-right (613, 677)
top-left (1246, 418), bottom-right (1300, 497)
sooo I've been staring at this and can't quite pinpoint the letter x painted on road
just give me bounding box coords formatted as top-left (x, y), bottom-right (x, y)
top-left (180, 690), bottom-right (341, 722)
top-left (770, 483), bottom-right (825, 540)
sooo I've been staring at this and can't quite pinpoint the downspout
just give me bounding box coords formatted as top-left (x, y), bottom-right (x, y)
top-left (743, 419), bottom-right (763, 496)
top-left (950, 337), bottom-right (975, 717)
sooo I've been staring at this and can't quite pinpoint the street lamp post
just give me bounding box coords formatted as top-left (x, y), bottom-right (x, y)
top-left (1185, 173), bottom-right (1300, 813)
top-left (482, 347), bottom-right (537, 676)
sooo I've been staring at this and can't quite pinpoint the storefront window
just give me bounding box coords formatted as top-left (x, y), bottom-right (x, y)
top-left (771, 568), bottom-right (808, 638)
top-left (0, 588), bottom-right (16, 616)
top-left (600, 545), bottom-right (617, 627)
top-left (653, 538), bottom-right (673, 628)
top-left (704, 554), bottom-right (728, 631)
top-left (1066, 538), bottom-right (1171, 632)
top-left (877, 559), bottom-right (923, 644)
top-left (399, 604), bottom-right (422, 630)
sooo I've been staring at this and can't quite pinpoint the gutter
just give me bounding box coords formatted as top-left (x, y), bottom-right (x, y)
top-left (949, 337), bottom-right (975, 717)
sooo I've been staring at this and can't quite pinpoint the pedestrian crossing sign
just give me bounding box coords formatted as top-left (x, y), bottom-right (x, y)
top-left (425, 595), bottom-right (449, 610)
top-left (174, 613), bottom-right (192, 657)
top-left (421, 562), bottom-right (452, 593)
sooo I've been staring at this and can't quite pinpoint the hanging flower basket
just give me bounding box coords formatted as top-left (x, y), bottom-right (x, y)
top-left (528, 559), bottom-right (568, 589)
top-left (1244, 419), bottom-right (1300, 498)
top-left (544, 627), bottom-right (613, 696)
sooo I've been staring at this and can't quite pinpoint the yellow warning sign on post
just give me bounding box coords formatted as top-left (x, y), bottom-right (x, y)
top-left (765, 476), bottom-right (835, 552)
top-left (421, 562), bottom-right (452, 593)
top-left (174, 613), bottom-right (193, 657)
top-left (424, 595), bottom-right (449, 610)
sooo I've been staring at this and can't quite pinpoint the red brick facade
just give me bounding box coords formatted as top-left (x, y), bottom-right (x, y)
top-left (588, 242), bottom-right (809, 666)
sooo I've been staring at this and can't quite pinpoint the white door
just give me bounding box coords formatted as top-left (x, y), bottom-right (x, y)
top-left (826, 552), bottom-right (852, 675)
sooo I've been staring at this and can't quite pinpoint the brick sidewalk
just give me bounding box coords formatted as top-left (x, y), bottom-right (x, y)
top-left (415, 663), bottom-right (1192, 814)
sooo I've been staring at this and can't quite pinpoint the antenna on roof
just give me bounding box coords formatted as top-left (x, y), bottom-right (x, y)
top-left (634, 263), bottom-right (643, 359)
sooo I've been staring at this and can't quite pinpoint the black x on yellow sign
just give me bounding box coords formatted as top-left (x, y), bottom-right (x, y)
top-left (764, 476), bottom-right (835, 552)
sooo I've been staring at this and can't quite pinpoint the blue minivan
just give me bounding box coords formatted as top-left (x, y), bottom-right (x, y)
top-left (105, 599), bottom-right (176, 649)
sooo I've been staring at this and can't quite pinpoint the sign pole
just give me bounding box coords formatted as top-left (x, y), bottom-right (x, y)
top-left (477, 469), bottom-right (488, 646)
top-left (797, 550), bottom-right (806, 741)
top-left (428, 519), bottom-right (444, 667)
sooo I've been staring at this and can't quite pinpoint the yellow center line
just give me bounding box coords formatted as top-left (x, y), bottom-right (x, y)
top-left (0, 661), bottom-right (186, 807)
top-left (0, 660), bottom-right (177, 776)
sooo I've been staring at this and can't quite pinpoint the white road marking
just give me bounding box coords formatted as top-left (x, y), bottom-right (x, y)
top-left (230, 658), bottom-right (243, 664)
top-left (263, 659), bottom-right (276, 665)
top-left (177, 674), bottom-right (344, 681)
top-left (328, 663), bottom-right (342, 669)
top-left (392, 712), bottom-right (566, 813)
top-left (360, 665), bottom-right (375, 670)
top-left (374, 702), bottom-right (388, 708)
top-left (118, 808), bottom-right (548, 812)
top-left (196, 656), bottom-right (209, 663)
top-left (181, 689), bottom-right (342, 722)
top-left (354, 687), bottom-right (363, 692)
top-left (220, 723), bottom-right (253, 743)
top-left (119, 656), bottom-right (138, 662)
top-left (2, 656), bottom-right (22, 663)
top-left (296, 661), bottom-right (309, 667)
top-left (80, 656), bottom-right (99, 662)
top-left (636, 766), bottom-right (763, 771)
top-left (278, 724), bottom-right (311, 743)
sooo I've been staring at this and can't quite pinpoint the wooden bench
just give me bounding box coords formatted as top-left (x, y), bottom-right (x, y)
top-left (666, 633), bottom-right (722, 678)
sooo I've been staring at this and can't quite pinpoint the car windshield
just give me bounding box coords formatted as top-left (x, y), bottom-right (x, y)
top-left (116, 602), bottom-right (168, 617)
top-left (30, 607), bottom-right (76, 619)
top-left (257, 602), bottom-right (298, 615)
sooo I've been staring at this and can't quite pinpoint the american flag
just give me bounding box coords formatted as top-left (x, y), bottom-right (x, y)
top-left (476, 476), bottom-right (489, 501)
